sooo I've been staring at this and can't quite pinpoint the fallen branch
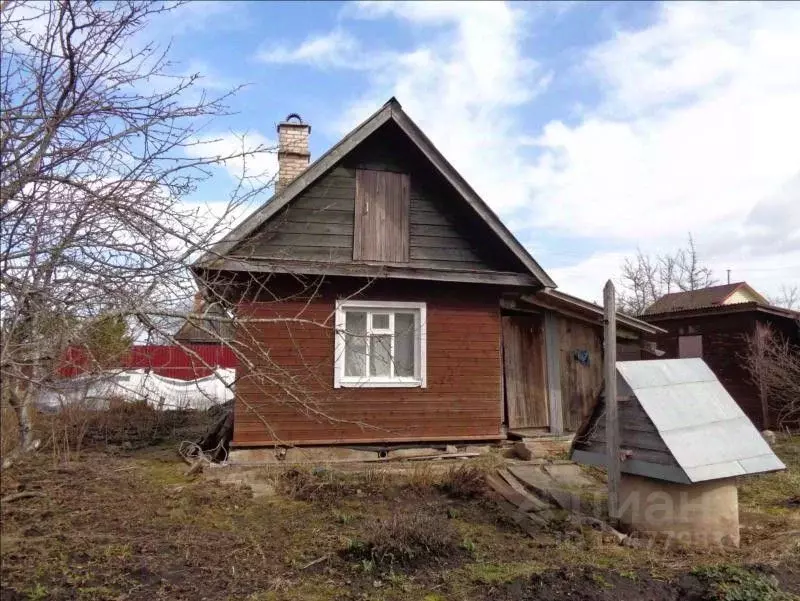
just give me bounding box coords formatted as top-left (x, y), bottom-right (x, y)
top-left (299, 554), bottom-right (330, 570)
top-left (2, 491), bottom-right (46, 504)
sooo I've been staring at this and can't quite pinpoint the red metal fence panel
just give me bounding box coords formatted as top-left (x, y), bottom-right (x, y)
top-left (59, 344), bottom-right (238, 380)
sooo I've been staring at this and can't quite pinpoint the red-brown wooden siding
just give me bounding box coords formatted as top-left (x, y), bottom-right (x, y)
top-left (232, 280), bottom-right (505, 446)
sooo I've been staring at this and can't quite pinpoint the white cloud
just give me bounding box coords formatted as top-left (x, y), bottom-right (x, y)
top-left (531, 2), bottom-right (800, 298)
top-left (185, 131), bottom-right (277, 186)
top-left (257, 30), bottom-right (364, 68)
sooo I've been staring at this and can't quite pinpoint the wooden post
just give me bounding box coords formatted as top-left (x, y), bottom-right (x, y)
top-left (603, 280), bottom-right (620, 522)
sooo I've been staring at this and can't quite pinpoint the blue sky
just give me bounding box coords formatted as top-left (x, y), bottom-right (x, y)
top-left (156, 1), bottom-right (799, 302)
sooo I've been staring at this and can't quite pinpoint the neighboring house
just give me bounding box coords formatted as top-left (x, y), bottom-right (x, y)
top-left (642, 282), bottom-right (800, 429)
top-left (173, 293), bottom-right (235, 345)
top-left (192, 98), bottom-right (662, 449)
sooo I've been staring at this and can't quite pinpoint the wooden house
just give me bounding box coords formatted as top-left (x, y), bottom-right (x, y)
top-left (192, 98), bottom-right (662, 450)
top-left (642, 283), bottom-right (800, 429)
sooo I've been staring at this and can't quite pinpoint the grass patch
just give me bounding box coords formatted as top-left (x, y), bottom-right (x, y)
top-left (739, 435), bottom-right (800, 513)
top-left (692, 565), bottom-right (795, 601)
top-left (465, 560), bottom-right (545, 584)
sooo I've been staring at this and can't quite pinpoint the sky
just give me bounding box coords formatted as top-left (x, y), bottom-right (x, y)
top-left (155, 1), bottom-right (799, 303)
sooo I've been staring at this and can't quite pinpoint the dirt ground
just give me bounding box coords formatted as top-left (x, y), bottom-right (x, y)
top-left (1, 437), bottom-right (798, 601)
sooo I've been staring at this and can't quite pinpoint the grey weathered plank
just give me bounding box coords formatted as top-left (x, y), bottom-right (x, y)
top-left (252, 232), bottom-right (352, 249)
top-left (263, 221), bottom-right (353, 236)
top-left (410, 247), bottom-right (481, 262)
top-left (409, 223), bottom-right (462, 238)
top-left (410, 235), bottom-right (477, 250)
top-left (282, 208), bottom-right (354, 225)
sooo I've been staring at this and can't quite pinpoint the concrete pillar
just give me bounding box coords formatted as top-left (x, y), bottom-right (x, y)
top-left (618, 474), bottom-right (740, 547)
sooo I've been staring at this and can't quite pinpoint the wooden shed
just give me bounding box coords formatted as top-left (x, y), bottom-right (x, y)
top-left (642, 283), bottom-right (800, 429)
top-left (571, 359), bottom-right (785, 546)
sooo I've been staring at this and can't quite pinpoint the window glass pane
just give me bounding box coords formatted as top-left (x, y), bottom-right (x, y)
top-left (371, 313), bottom-right (390, 330)
top-left (394, 313), bottom-right (415, 377)
top-left (345, 312), bottom-right (367, 377)
top-left (369, 334), bottom-right (392, 377)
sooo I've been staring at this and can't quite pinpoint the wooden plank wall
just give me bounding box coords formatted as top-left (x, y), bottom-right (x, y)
top-left (501, 315), bottom-right (549, 428)
top-left (232, 279), bottom-right (505, 446)
top-left (235, 122), bottom-right (525, 273)
top-left (353, 169), bottom-right (410, 262)
top-left (558, 316), bottom-right (603, 431)
top-left (573, 386), bottom-right (678, 468)
top-left (645, 311), bottom-right (800, 429)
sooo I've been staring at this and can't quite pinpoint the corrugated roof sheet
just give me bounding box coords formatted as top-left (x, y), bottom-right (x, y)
top-left (617, 359), bottom-right (785, 483)
top-left (644, 282), bottom-right (765, 314)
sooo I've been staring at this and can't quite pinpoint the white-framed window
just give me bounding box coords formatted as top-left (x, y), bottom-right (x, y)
top-left (334, 300), bottom-right (426, 388)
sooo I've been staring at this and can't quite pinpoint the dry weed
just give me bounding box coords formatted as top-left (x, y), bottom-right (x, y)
top-left (345, 510), bottom-right (460, 567)
top-left (438, 464), bottom-right (487, 499)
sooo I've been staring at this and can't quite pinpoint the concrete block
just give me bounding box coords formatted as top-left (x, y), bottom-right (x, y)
top-left (465, 445), bottom-right (493, 455)
top-left (388, 447), bottom-right (441, 459)
top-left (543, 463), bottom-right (597, 489)
top-left (229, 448), bottom-right (283, 464)
top-left (285, 446), bottom-right (378, 463)
top-left (527, 438), bottom-right (572, 458)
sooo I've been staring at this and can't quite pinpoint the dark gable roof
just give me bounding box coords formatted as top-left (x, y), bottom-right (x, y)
top-left (645, 282), bottom-right (768, 315)
top-left (196, 97), bottom-right (556, 289)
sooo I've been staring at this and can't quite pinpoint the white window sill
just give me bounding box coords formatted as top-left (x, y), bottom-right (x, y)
top-left (337, 379), bottom-right (425, 389)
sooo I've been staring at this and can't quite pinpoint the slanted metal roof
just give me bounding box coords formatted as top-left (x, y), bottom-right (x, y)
top-left (617, 359), bottom-right (785, 483)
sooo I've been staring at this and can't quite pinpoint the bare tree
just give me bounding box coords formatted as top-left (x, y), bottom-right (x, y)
top-left (617, 234), bottom-right (717, 315)
top-left (0, 1), bottom-right (278, 453)
top-left (743, 322), bottom-right (800, 431)
top-left (768, 285), bottom-right (799, 310)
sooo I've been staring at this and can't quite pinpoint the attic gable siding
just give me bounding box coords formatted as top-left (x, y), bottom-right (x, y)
top-left (235, 125), bottom-right (523, 272)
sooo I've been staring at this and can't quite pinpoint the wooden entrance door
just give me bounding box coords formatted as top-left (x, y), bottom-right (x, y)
top-left (502, 315), bottom-right (549, 429)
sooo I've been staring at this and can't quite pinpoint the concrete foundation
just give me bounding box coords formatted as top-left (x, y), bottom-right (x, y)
top-left (229, 444), bottom-right (494, 465)
top-left (618, 474), bottom-right (740, 547)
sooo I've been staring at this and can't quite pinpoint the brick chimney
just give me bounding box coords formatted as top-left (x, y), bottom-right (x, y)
top-left (276, 113), bottom-right (311, 193)
top-left (191, 291), bottom-right (204, 313)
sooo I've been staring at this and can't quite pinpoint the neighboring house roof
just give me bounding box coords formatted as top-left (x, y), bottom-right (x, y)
top-left (195, 97), bottom-right (556, 289)
top-left (645, 282), bottom-right (768, 314)
top-left (572, 359), bottom-right (785, 484)
top-left (173, 304), bottom-right (234, 344)
top-left (643, 300), bottom-right (800, 322)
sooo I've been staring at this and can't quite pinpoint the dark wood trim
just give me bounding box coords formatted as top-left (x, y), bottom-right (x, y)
top-left (196, 258), bottom-right (539, 287)
top-left (521, 291), bottom-right (666, 335)
top-left (231, 433), bottom-right (504, 447)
